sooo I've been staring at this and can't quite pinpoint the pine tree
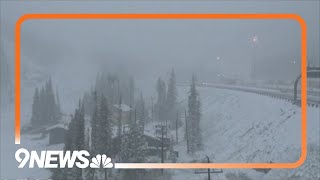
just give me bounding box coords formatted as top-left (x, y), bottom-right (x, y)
top-left (91, 92), bottom-right (100, 155)
top-left (121, 124), bottom-right (147, 162)
top-left (31, 88), bottom-right (40, 127)
top-left (99, 95), bottom-right (113, 154)
top-left (166, 68), bottom-right (177, 127)
top-left (136, 92), bottom-right (147, 133)
top-left (83, 127), bottom-right (95, 180)
top-left (187, 74), bottom-right (202, 153)
top-left (74, 101), bottom-right (85, 150)
top-left (115, 95), bottom-right (123, 160)
top-left (55, 88), bottom-right (62, 120)
top-left (55, 100), bottom-right (85, 180)
top-left (30, 79), bottom-right (61, 128)
top-left (121, 122), bottom-right (147, 180)
top-left (89, 95), bottom-right (112, 180)
top-left (39, 86), bottom-right (46, 126)
top-left (129, 77), bottom-right (135, 106)
top-left (46, 78), bottom-right (57, 124)
top-left (73, 101), bottom-right (85, 179)
top-left (155, 78), bottom-right (167, 122)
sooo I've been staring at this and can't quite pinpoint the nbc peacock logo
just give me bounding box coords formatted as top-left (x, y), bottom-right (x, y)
top-left (90, 154), bottom-right (113, 168)
top-left (15, 148), bottom-right (114, 169)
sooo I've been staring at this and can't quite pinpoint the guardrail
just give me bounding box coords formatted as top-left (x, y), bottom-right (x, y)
top-left (178, 83), bottom-right (320, 108)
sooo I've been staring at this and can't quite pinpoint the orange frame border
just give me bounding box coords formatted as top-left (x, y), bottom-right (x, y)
top-left (15, 14), bottom-right (307, 169)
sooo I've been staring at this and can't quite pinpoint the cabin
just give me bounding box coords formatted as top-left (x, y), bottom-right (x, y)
top-left (112, 103), bottom-right (132, 124)
top-left (45, 123), bottom-right (68, 145)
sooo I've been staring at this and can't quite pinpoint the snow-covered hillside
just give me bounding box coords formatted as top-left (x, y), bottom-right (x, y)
top-left (1, 83), bottom-right (319, 179)
top-left (171, 87), bottom-right (320, 180)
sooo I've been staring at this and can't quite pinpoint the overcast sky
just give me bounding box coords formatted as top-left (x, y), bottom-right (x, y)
top-left (1, 0), bottom-right (319, 96)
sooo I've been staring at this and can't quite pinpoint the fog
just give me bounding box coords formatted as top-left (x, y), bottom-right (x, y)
top-left (1, 1), bottom-right (319, 95)
top-left (1, 0), bottom-right (319, 117)
top-left (19, 19), bottom-right (301, 83)
top-left (1, 1), bottom-right (320, 179)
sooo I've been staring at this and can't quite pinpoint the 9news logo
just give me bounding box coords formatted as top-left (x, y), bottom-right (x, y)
top-left (15, 148), bottom-right (113, 169)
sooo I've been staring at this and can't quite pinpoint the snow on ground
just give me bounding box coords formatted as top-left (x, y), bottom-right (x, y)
top-left (170, 86), bottom-right (320, 180)
top-left (1, 85), bottom-right (319, 179)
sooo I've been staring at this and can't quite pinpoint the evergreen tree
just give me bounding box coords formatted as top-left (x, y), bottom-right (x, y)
top-left (115, 95), bottom-right (123, 160)
top-left (89, 92), bottom-right (100, 179)
top-left (187, 74), bottom-right (202, 153)
top-left (136, 92), bottom-right (147, 133)
top-left (73, 101), bottom-right (85, 179)
top-left (166, 68), bottom-right (177, 127)
top-left (121, 122), bottom-right (147, 180)
top-left (30, 79), bottom-right (61, 128)
top-left (55, 88), bottom-right (62, 120)
top-left (89, 95), bottom-right (112, 180)
top-left (121, 124), bottom-right (147, 162)
top-left (99, 95), bottom-right (113, 154)
top-left (39, 87), bottom-right (46, 126)
top-left (74, 101), bottom-right (85, 150)
top-left (91, 92), bottom-right (100, 155)
top-left (31, 88), bottom-right (40, 126)
top-left (46, 78), bottom-right (57, 124)
top-left (84, 128), bottom-right (95, 180)
top-left (129, 76), bottom-right (135, 106)
top-left (82, 90), bottom-right (94, 116)
top-left (155, 78), bottom-right (167, 122)
top-left (52, 100), bottom-right (85, 180)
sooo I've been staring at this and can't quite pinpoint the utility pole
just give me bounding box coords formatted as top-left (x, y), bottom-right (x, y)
top-left (151, 96), bottom-right (154, 122)
top-left (176, 111), bottom-right (179, 144)
top-left (194, 156), bottom-right (223, 180)
top-left (165, 120), bottom-right (168, 138)
top-left (161, 124), bottom-right (165, 174)
top-left (155, 124), bottom-right (167, 175)
top-left (117, 95), bottom-right (122, 162)
top-left (104, 169), bottom-right (108, 180)
top-left (134, 108), bottom-right (137, 125)
top-left (207, 156), bottom-right (211, 180)
top-left (185, 110), bottom-right (189, 154)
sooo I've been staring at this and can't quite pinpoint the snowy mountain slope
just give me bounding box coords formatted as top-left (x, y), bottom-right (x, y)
top-left (172, 86), bottom-right (320, 179)
top-left (1, 80), bottom-right (319, 179)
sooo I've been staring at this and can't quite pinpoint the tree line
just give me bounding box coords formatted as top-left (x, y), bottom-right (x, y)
top-left (52, 72), bottom-right (148, 180)
top-left (30, 78), bottom-right (62, 128)
top-left (40, 69), bottom-right (202, 179)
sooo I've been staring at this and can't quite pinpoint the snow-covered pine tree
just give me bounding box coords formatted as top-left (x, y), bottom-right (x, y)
top-left (73, 101), bottom-right (85, 179)
top-left (74, 100), bottom-right (85, 150)
top-left (30, 79), bottom-right (61, 128)
top-left (95, 95), bottom-right (112, 180)
top-left (84, 127), bottom-right (95, 180)
top-left (129, 76), bottom-right (135, 107)
top-left (136, 92), bottom-right (147, 133)
top-left (121, 121), bottom-right (147, 162)
top-left (91, 91), bottom-right (100, 155)
top-left (82, 90), bottom-right (94, 116)
top-left (121, 122), bottom-right (147, 179)
top-left (53, 100), bottom-right (85, 180)
top-left (39, 86), bottom-right (46, 126)
top-left (115, 95), bottom-right (123, 160)
top-left (31, 87), bottom-right (40, 127)
top-left (99, 95), bottom-right (113, 154)
top-left (55, 88), bottom-right (62, 121)
top-left (155, 78), bottom-right (167, 122)
top-left (45, 78), bottom-right (58, 124)
top-left (187, 74), bottom-right (202, 153)
top-left (166, 68), bottom-right (177, 128)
